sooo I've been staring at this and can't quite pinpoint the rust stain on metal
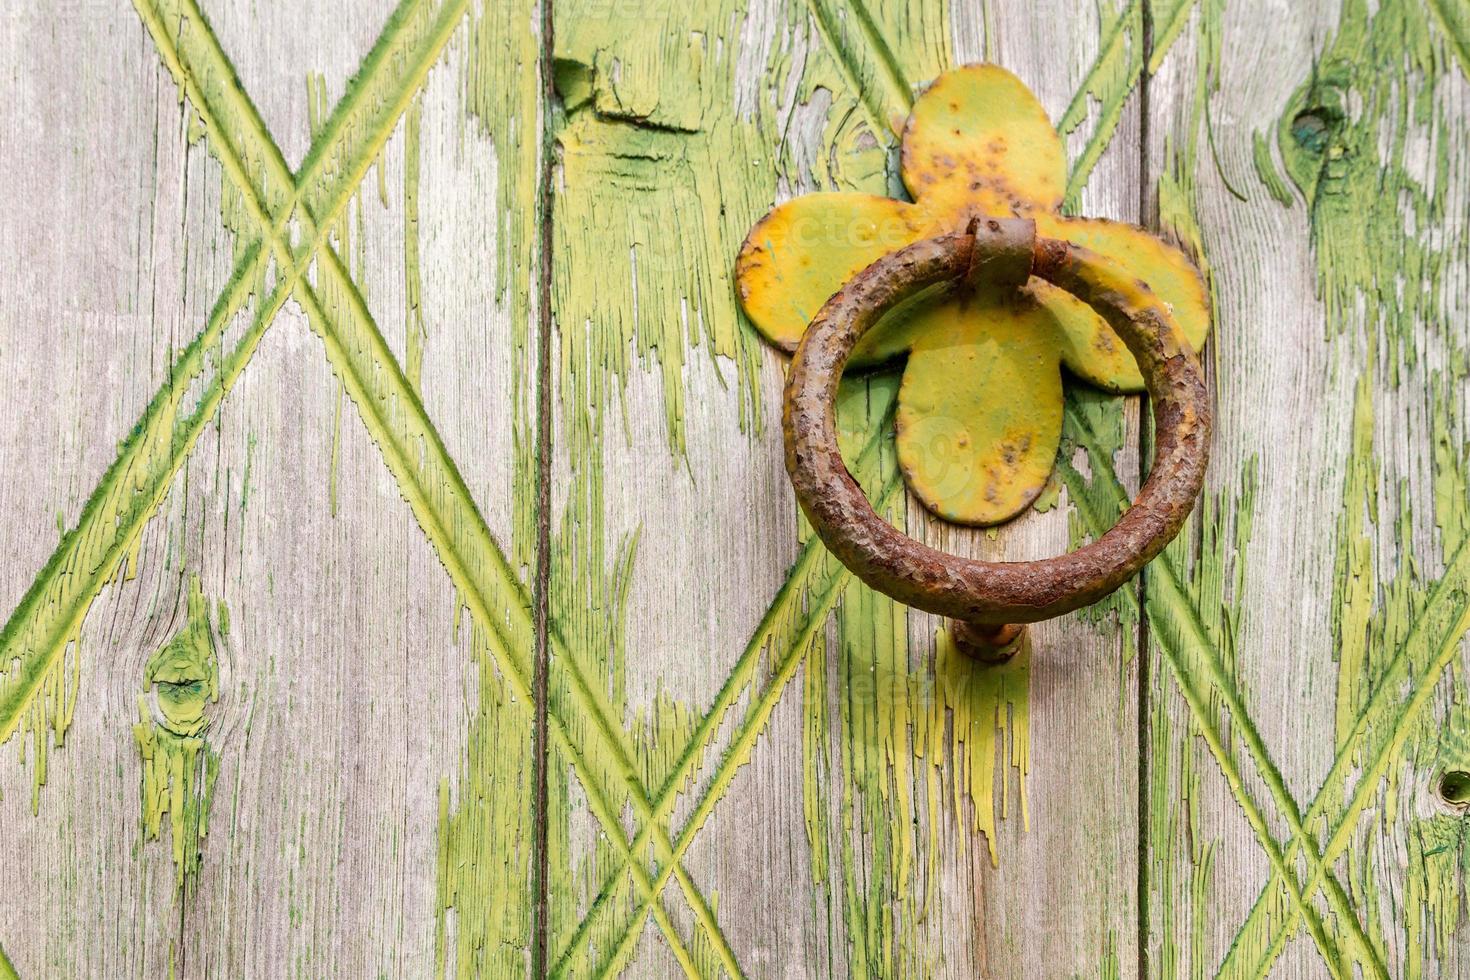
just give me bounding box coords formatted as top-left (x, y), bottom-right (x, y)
top-left (783, 220), bottom-right (1211, 658)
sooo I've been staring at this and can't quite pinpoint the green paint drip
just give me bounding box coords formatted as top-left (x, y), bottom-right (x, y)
top-left (434, 624), bottom-right (533, 979)
top-left (134, 575), bottom-right (222, 894)
top-left (547, 408), bottom-right (903, 977)
top-left (798, 375), bottom-right (1031, 978)
top-left (460, 0), bottom-right (543, 574)
top-left (454, 4), bottom-right (754, 975)
top-left (539, 0), bottom-right (858, 973)
top-left (429, 2), bottom-right (546, 976)
top-left (1425, 0), bottom-right (1470, 79)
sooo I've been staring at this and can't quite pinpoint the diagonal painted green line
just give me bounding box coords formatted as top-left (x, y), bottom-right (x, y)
top-left (0, 238), bottom-right (263, 749)
top-left (801, 0), bottom-right (903, 151)
top-left (0, 939), bottom-right (18, 980)
top-left (1057, 0), bottom-right (1142, 208)
top-left (571, 469), bottom-right (904, 979)
top-left (145, 1), bottom-right (745, 973)
top-left (549, 392), bottom-right (900, 975)
top-left (303, 265), bottom-right (714, 979)
top-left (1219, 534), bottom-right (1470, 978)
top-left (0, 0), bottom-right (454, 751)
top-left (1059, 391), bottom-right (1382, 979)
top-left (1147, 0), bottom-right (1203, 74)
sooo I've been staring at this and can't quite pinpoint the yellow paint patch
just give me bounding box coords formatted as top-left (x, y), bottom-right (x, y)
top-left (897, 300), bottom-right (1062, 524)
top-left (901, 64), bottom-right (1066, 216)
top-left (736, 193), bottom-right (924, 353)
top-left (1038, 214), bottom-right (1209, 391)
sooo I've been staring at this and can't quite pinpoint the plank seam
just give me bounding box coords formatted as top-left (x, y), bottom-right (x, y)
top-left (1136, 8), bottom-right (1154, 980)
top-left (532, 0), bottom-right (556, 972)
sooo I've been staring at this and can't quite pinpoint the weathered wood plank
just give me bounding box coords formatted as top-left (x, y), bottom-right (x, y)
top-left (0, 5), bottom-right (228, 974)
top-left (950, 3), bottom-right (1148, 975)
top-left (540, 0), bottom-right (1150, 976)
top-left (1, 1), bottom-right (541, 976)
top-left (1144, 0), bottom-right (1470, 976)
top-left (540, 1), bottom-right (811, 974)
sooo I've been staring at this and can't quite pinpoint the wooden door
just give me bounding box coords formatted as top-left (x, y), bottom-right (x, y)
top-left (2, 0), bottom-right (1467, 977)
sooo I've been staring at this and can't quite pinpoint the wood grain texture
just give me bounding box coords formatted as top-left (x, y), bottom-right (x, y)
top-left (1145, 0), bottom-right (1470, 977)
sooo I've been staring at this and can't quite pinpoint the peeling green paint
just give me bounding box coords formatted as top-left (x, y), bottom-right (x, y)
top-left (433, 3), bottom-right (556, 977)
top-left (803, 375), bottom-right (1031, 977)
top-left (1208, 0), bottom-right (1470, 972)
top-left (1275, 0), bottom-right (1468, 377)
top-left (434, 624), bottom-right (534, 979)
top-left (537, 0), bottom-right (1049, 972)
top-left (134, 575), bottom-right (222, 894)
top-left (1, 0), bottom-right (467, 807)
top-left (459, 0), bottom-right (544, 575)
top-left (541, 0), bottom-right (819, 974)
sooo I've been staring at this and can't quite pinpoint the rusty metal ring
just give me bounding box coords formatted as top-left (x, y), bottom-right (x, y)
top-left (783, 217), bottom-right (1212, 660)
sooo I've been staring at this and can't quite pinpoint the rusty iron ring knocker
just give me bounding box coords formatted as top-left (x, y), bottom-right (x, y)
top-left (784, 216), bottom-right (1212, 661)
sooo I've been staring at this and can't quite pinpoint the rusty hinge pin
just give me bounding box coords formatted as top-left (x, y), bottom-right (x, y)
top-left (783, 217), bottom-right (1212, 660)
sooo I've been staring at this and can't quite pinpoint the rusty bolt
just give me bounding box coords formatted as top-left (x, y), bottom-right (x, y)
top-left (783, 217), bottom-right (1211, 661)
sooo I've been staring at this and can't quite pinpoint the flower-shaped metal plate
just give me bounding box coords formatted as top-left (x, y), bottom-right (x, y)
top-left (736, 64), bottom-right (1210, 525)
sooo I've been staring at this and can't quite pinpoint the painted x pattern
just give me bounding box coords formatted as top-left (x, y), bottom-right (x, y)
top-left (123, 0), bottom-right (746, 974)
top-left (2, 0), bottom-right (1465, 976)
